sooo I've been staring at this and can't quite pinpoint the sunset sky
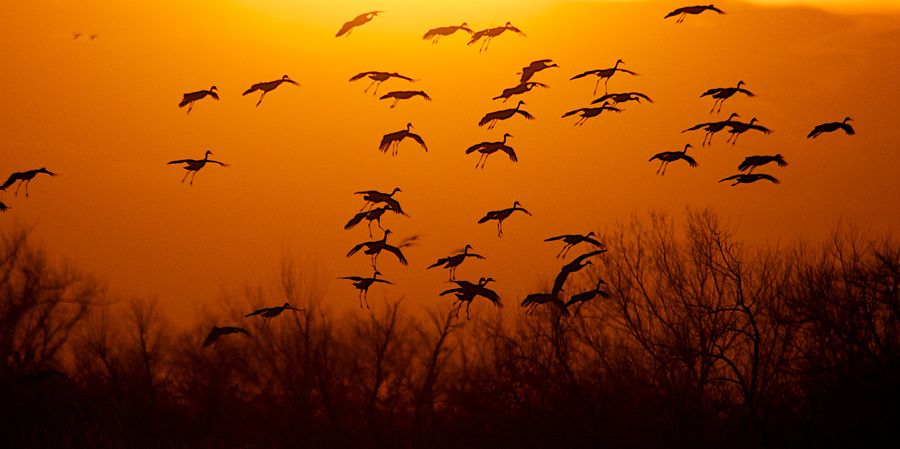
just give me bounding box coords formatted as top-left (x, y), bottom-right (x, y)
top-left (2, 0), bottom-right (899, 325)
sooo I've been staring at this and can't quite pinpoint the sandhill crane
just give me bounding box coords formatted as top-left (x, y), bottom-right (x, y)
top-left (423, 23), bottom-right (473, 43)
top-left (465, 133), bottom-right (517, 169)
top-left (726, 118), bottom-right (772, 145)
top-left (90, 34), bottom-right (98, 40)
top-left (649, 144), bottom-right (698, 176)
top-left (566, 279), bottom-right (611, 314)
top-left (478, 100), bottom-right (535, 129)
top-left (719, 173), bottom-right (780, 186)
top-left (246, 302), bottom-right (304, 321)
top-left (355, 187), bottom-right (404, 212)
top-left (347, 229), bottom-right (409, 269)
top-left (0, 168), bottom-right (56, 198)
top-left (468, 22), bottom-right (526, 52)
top-left (242, 75), bottom-right (299, 107)
top-left (379, 90), bottom-right (431, 108)
top-left (545, 232), bottom-right (604, 258)
top-left (665, 4), bottom-right (726, 23)
top-left (345, 206), bottom-right (402, 238)
top-left (478, 201), bottom-right (531, 237)
top-left (0, 202), bottom-right (8, 212)
top-left (202, 326), bottom-right (251, 347)
top-left (428, 244), bottom-right (485, 280)
top-left (683, 112), bottom-right (741, 146)
top-left (349, 71), bottom-right (415, 96)
top-left (379, 123), bottom-right (428, 156)
top-left (167, 150), bottom-right (227, 185)
top-left (562, 102), bottom-right (622, 126)
top-left (493, 81), bottom-right (548, 102)
top-left (73, 33), bottom-right (82, 40)
top-left (592, 92), bottom-right (653, 106)
top-left (519, 59), bottom-right (558, 83)
top-left (571, 59), bottom-right (638, 95)
top-left (551, 249), bottom-right (606, 298)
top-left (701, 81), bottom-right (754, 113)
top-left (336, 11), bottom-right (383, 37)
top-left (440, 277), bottom-right (501, 319)
top-left (179, 86), bottom-right (218, 114)
top-left (739, 154), bottom-right (787, 173)
top-left (520, 292), bottom-right (568, 315)
top-left (808, 117), bottom-right (855, 138)
top-left (339, 270), bottom-right (392, 308)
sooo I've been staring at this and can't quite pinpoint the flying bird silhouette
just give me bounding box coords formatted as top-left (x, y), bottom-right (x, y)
top-left (345, 206), bottom-right (392, 238)
top-left (478, 100), bottom-right (534, 129)
top-left (355, 187), bottom-right (404, 213)
top-left (0, 168), bottom-right (56, 198)
top-left (340, 270), bottom-right (392, 308)
top-left (571, 59), bottom-right (638, 95)
top-left (739, 154), bottom-right (787, 173)
top-left (493, 81), bottom-right (548, 102)
top-left (422, 22), bottom-right (473, 43)
top-left (379, 90), bottom-right (432, 108)
top-left (179, 85), bottom-right (218, 114)
top-left (167, 150), bottom-right (227, 185)
top-left (246, 302), bottom-right (304, 321)
top-left (592, 92), bottom-right (653, 106)
top-left (440, 277), bottom-right (501, 319)
top-left (566, 279), bottom-right (611, 314)
top-left (202, 326), bottom-right (251, 347)
top-left (545, 232), bottom-right (604, 258)
top-left (427, 244), bottom-right (485, 281)
top-left (465, 132), bottom-right (517, 169)
top-left (519, 59), bottom-right (558, 83)
top-left (726, 118), bottom-right (772, 145)
top-left (520, 292), bottom-right (568, 316)
top-left (379, 123), bottom-right (428, 156)
top-left (552, 249), bottom-right (606, 298)
top-left (682, 112), bottom-right (741, 146)
top-left (346, 229), bottom-right (409, 269)
top-left (719, 173), bottom-right (780, 186)
top-left (649, 144), bottom-right (698, 175)
top-left (701, 81), bottom-right (754, 113)
top-left (349, 71), bottom-right (415, 96)
top-left (665, 4), bottom-right (726, 23)
top-left (808, 117), bottom-right (855, 138)
top-left (242, 75), bottom-right (298, 107)
top-left (467, 22), bottom-right (526, 52)
top-left (478, 201), bottom-right (531, 237)
top-left (336, 11), bottom-right (383, 37)
top-left (562, 102), bottom-right (622, 126)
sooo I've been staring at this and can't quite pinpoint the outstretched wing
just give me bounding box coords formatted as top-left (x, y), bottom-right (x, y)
top-left (544, 235), bottom-right (569, 242)
top-left (382, 245), bottom-right (409, 265)
top-left (570, 71), bottom-right (593, 80)
top-left (349, 71), bottom-right (375, 81)
top-left (682, 155), bottom-right (699, 168)
top-left (346, 242), bottom-right (368, 257)
top-left (631, 92), bottom-right (653, 102)
top-left (336, 20), bottom-right (356, 37)
top-left (664, 7), bottom-right (688, 18)
top-left (701, 87), bottom-right (724, 98)
top-left (840, 123), bottom-right (856, 135)
top-left (344, 210), bottom-right (369, 230)
top-left (515, 110), bottom-right (535, 120)
top-left (379, 131), bottom-right (402, 152)
top-left (428, 256), bottom-right (451, 269)
top-left (466, 142), bottom-right (489, 154)
top-left (246, 307), bottom-right (273, 317)
top-left (757, 174), bottom-right (780, 184)
top-left (616, 68), bottom-right (639, 76)
top-left (242, 83), bottom-right (261, 95)
top-left (408, 132), bottom-right (428, 151)
top-left (719, 174), bottom-right (741, 183)
top-left (0, 173), bottom-right (19, 190)
top-left (500, 145), bottom-right (518, 162)
top-left (562, 109), bottom-right (584, 118)
top-left (166, 159), bottom-right (192, 165)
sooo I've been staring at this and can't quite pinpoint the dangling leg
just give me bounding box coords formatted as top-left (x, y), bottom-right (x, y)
top-left (497, 220), bottom-right (504, 238)
top-left (363, 81), bottom-right (375, 93)
top-left (24, 181), bottom-right (30, 198)
top-left (465, 302), bottom-right (472, 320)
top-left (363, 290), bottom-right (370, 309)
top-left (14, 181), bottom-right (22, 197)
top-left (661, 162), bottom-right (668, 176)
top-left (593, 79), bottom-right (600, 96)
top-left (181, 170), bottom-right (190, 183)
top-left (367, 220), bottom-right (374, 238)
top-left (187, 102), bottom-right (194, 114)
top-left (390, 99), bottom-right (398, 108)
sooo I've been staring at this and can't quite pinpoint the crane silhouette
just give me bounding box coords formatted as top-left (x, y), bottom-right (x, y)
top-left (440, 277), bottom-right (502, 319)
top-left (545, 232), bottom-right (604, 258)
top-left (565, 279), bottom-right (611, 314)
top-left (0, 202), bottom-right (8, 212)
top-left (379, 123), bottom-right (428, 156)
top-left (246, 302), bottom-right (304, 321)
top-left (0, 168), bottom-right (56, 197)
top-left (346, 229), bottom-right (409, 269)
top-left (336, 11), bottom-right (383, 37)
top-left (379, 90), bottom-right (431, 108)
top-left (178, 86), bottom-right (218, 114)
top-left (519, 59), bottom-right (558, 83)
top-left (571, 59), bottom-right (638, 95)
top-left (478, 201), bottom-right (531, 237)
top-left (340, 270), bottom-right (392, 308)
top-left (493, 81), bottom-right (548, 102)
top-left (167, 150), bottom-right (227, 185)
top-left (726, 118), bottom-right (772, 145)
top-left (701, 81), bottom-right (754, 113)
top-left (739, 154), bottom-right (787, 173)
top-left (355, 187), bottom-right (403, 212)
top-left (520, 292), bottom-right (568, 316)
top-left (422, 22), bottom-right (473, 43)
top-left (552, 249), bottom-right (606, 298)
top-left (468, 22), bottom-right (526, 52)
top-left (465, 133), bottom-right (517, 169)
top-left (808, 117), bottom-right (855, 138)
top-left (202, 326), bottom-right (251, 347)
top-left (349, 71), bottom-right (415, 96)
top-left (428, 244), bottom-right (485, 281)
top-left (242, 75), bottom-right (298, 107)
top-left (665, 4), bottom-right (726, 23)
top-left (345, 206), bottom-right (404, 238)
top-left (649, 144), bottom-right (698, 175)
top-left (682, 112), bottom-right (741, 146)
top-left (719, 173), bottom-right (780, 186)
top-left (592, 92), bottom-right (653, 106)
top-left (562, 101), bottom-right (622, 126)
top-left (478, 100), bottom-right (534, 129)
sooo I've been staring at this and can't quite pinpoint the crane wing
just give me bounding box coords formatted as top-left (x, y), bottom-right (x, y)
top-left (242, 83), bottom-right (261, 95)
top-left (349, 71), bottom-right (375, 81)
top-left (682, 155), bottom-right (699, 168)
top-left (344, 211), bottom-right (369, 230)
top-left (664, 7), bottom-right (687, 18)
top-left (382, 245), bottom-right (408, 265)
top-left (516, 110), bottom-right (535, 120)
top-left (346, 242), bottom-right (368, 257)
top-left (466, 142), bottom-right (489, 154)
top-left (408, 132), bottom-right (428, 151)
top-left (167, 159), bottom-right (193, 165)
top-left (0, 174), bottom-right (19, 190)
top-left (719, 174), bottom-right (741, 183)
top-left (841, 123), bottom-right (856, 135)
top-left (500, 145), bottom-right (518, 162)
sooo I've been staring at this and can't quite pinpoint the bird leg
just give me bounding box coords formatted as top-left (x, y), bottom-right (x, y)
top-left (604, 78), bottom-right (610, 95)
top-left (363, 81), bottom-right (376, 94)
top-left (716, 100), bottom-right (725, 114)
top-left (256, 92), bottom-right (266, 107)
top-left (180, 171), bottom-right (190, 184)
top-left (14, 181), bottom-right (23, 197)
top-left (187, 102), bottom-right (194, 114)
top-left (497, 220), bottom-right (504, 238)
top-left (465, 302), bottom-right (472, 320)
top-left (189, 171), bottom-right (198, 186)
top-left (390, 99), bottom-right (399, 108)
top-left (662, 162), bottom-right (669, 176)
top-left (376, 217), bottom-right (384, 233)
top-left (593, 79), bottom-right (600, 96)
top-left (449, 266), bottom-right (456, 281)
top-left (366, 221), bottom-right (374, 238)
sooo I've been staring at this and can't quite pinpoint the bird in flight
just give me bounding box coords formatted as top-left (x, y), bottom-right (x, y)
top-left (808, 117), bottom-right (855, 139)
top-left (562, 102), bottom-right (622, 126)
top-left (478, 201), bottom-right (531, 237)
top-left (440, 277), bottom-right (502, 319)
top-left (726, 118), bottom-right (772, 145)
top-left (466, 133), bottom-right (517, 169)
top-left (493, 81), bottom-right (548, 102)
top-left (649, 144), bottom-right (698, 176)
top-left (701, 81), bottom-right (754, 114)
top-left (349, 71), bottom-right (416, 96)
top-left (346, 229), bottom-right (409, 269)
top-left (202, 326), bottom-right (251, 347)
top-left (379, 90), bottom-right (431, 108)
top-left (739, 155), bottom-right (787, 173)
top-left (565, 279), bottom-right (611, 315)
top-left (246, 302), bottom-right (304, 322)
top-left (552, 249), bottom-right (606, 298)
top-left (0, 168), bottom-right (56, 198)
top-left (719, 173), bottom-right (780, 186)
top-left (72, 32), bottom-right (82, 40)
top-left (665, 5), bottom-right (726, 23)
top-left (428, 244), bottom-right (485, 281)
top-left (379, 123), bottom-right (428, 156)
top-left (242, 75), bottom-right (299, 107)
top-left (167, 150), bottom-right (227, 185)
top-left (682, 112), bottom-right (741, 146)
top-left (178, 85), bottom-right (218, 114)
top-left (336, 11), bottom-right (383, 37)
top-left (519, 59), bottom-right (558, 83)
top-left (592, 92), bottom-right (653, 107)
top-left (571, 59), bottom-right (638, 96)
top-left (478, 100), bottom-right (534, 129)
top-left (520, 292), bottom-right (568, 316)
top-left (545, 232), bottom-right (604, 258)
top-left (356, 187), bottom-right (404, 213)
top-left (340, 270), bottom-right (392, 308)
top-left (468, 22), bottom-right (526, 52)
top-left (422, 23), bottom-right (473, 44)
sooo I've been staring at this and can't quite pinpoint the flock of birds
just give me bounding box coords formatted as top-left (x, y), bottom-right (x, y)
top-left (3, 4), bottom-right (860, 347)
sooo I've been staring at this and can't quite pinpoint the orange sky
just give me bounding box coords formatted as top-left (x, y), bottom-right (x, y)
top-left (2, 0), bottom-right (899, 324)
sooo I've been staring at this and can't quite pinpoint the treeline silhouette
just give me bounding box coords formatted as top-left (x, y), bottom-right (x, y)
top-left (1, 212), bottom-right (898, 449)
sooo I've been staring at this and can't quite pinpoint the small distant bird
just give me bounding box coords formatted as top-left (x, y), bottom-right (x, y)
top-left (346, 229), bottom-right (409, 269)
top-left (423, 22), bottom-right (473, 44)
top-left (242, 75), bottom-right (299, 107)
top-left (719, 173), bottom-right (780, 186)
top-left (726, 118), bottom-right (772, 145)
top-left (0, 168), bottom-right (56, 198)
top-left (682, 112), bottom-right (741, 146)
top-left (355, 187), bottom-right (404, 212)
top-left (493, 81), bottom-right (548, 102)
top-left (701, 81), bottom-right (754, 114)
top-left (468, 22), bottom-right (526, 52)
top-left (379, 123), bottom-right (428, 156)
top-left (478, 201), bottom-right (531, 238)
top-left (72, 33), bottom-right (82, 40)
top-left (90, 34), bottom-right (99, 40)
top-left (545, 232), bottom-right (603, 258)
top-left (520, 292), bottom-right (568, 315)
top-left (0, 202), bottom-right (9, 212)
top-left (349, 71), bottom-right (416, 96)
top-left (336, 11), bottom-right (383, 37)
top-left (808, 117), bottom-right (855, 139)
top-left (340, 270), bottom-right (392, 308)
top-left (562, 102), bottom-right (622, 126)
top-left (649, 144), bottom-right (698, 176)
top-left (465, 133), bottom-right (517, 169)
top-left (739, 154), bottom-right (787, 173)
top-left (665, 5), bottom-right (726, 23)
top-left (428, 244), bottom-right (485, 281)
top-left (552, 250), bottom-right (606, 298)
top-left (566, 279), bottom-right (611, 313)
top-left (246, 302), bottom-right (304, 321)
top-left (478, 100), bottom-right (534, 129)
top-left (592, 92), bottom-right (653, 107)
top-left (571, 59), bottom-right (638, 95)
top-left (519, 59), bottom-right (559, 83)
top-left (379, 90), bottom-right (432, 108)
top-left (202, 326), bottom-right (251, 347)
top-left (440, 277), bottom-right (502, 319)
top-left (179, 85), bottom-right (219, 114)
top-left (167, 150), bottom-right (227, 185)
